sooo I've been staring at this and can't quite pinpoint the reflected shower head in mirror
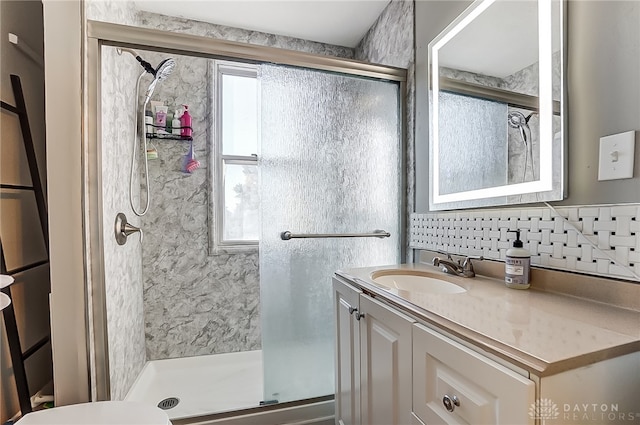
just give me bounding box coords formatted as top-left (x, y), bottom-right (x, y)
top-left (508, 110), bottom-right (537, 183)
top-left (507, 111), bottom-right (529, 144)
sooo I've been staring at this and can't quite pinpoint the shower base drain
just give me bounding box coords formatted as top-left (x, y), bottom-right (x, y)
top-left (157, 397), bottom-right (180, 410)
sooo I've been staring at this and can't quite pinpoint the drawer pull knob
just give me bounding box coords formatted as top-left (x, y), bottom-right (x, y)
top-left (443, 394), bottom-right (460, 412)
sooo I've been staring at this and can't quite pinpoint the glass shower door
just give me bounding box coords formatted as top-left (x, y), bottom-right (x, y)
top-left (259, 64), bottom-right (401, 404)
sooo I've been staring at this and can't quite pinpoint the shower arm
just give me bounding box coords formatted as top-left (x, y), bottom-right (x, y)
top-left (117, 47), bottom-right (156, 76)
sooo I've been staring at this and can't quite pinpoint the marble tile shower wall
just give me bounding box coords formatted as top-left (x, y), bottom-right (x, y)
top-left (138, 54), bottom-right (260, 361)
top-left (410, 204), bottom-right (640, 282)
top-left (87, 1), bottom-right (146, 402)
top-left (136, 11), bottom-right (354, 59)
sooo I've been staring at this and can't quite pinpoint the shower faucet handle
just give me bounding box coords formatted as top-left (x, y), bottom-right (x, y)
top-left (115, 212), bottom-right (143, 245)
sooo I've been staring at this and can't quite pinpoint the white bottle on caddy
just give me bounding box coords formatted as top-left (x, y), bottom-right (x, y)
top-left (505, 230), bottom-right (531, 289)
top-left (172, 107), bottom-right (182, 136)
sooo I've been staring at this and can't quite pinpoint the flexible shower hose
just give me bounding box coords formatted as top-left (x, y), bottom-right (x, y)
top-left (129, 71), bottom-right (151, 216)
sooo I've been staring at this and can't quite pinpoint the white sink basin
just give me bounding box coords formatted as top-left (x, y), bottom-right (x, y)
top-left (370, 270), bottom-right (466, 294)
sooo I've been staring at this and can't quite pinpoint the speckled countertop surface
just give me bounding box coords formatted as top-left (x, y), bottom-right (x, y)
top-left (335, 263), bottom-right (640, 376)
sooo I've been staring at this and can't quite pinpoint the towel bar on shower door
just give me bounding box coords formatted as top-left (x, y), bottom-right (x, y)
top-left (280, 230), bottom-right (390, 240)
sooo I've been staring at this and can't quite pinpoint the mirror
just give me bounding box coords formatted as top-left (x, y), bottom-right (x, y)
top-left (429, 0), bottom-right (565, 210)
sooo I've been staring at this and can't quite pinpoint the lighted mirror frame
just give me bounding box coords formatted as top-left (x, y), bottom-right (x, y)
top-left (429, 0), bottom-right (565, 210)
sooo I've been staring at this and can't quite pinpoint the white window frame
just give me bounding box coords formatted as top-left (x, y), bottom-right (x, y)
top-left (211, 60), bottom-right (260, 254)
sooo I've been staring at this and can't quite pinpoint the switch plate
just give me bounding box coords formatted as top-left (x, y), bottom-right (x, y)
top-left (597, 131), bottom-right (635, 181)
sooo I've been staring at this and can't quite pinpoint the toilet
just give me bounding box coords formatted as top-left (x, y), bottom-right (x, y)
top-left (16, 401), bottom-right (171, 424)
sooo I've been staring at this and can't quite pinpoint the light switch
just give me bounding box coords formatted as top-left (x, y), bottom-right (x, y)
top-left (597, 131), bottom-right (635, 181)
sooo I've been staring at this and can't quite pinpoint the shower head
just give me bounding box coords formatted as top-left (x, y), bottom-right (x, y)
top-left (507, 111), bottom-right (529, 144)
top-left (154, 58), bottom-right (176, 81)
top-left (142, 58), bottom-right (176, 103)
top-left (508, 111), bottom-right (528, 129)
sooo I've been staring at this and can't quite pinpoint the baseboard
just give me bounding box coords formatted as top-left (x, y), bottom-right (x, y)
top-left (171, 399), bottom-right (334, 425)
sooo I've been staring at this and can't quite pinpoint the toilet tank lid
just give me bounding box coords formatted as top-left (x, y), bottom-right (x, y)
top-left (16, 401), bottom-right (171, 425)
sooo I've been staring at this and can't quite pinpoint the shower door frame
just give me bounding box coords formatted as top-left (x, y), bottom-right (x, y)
top-left (85, 19), bottom-right (407, 406)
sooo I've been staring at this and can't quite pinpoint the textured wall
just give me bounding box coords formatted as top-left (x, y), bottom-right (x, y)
top-left (138, 51), bottom-right (262, 360)
top-left (355, 0), bottom-right (413, 69)
top-left (87, 0), bottom-right (146, 402)
top-left (137, 11), bottom-right (354, 59)
top-left (99, 46), bottom-right (147, 401)
top-left (86, 0), bottom-right (137, 26)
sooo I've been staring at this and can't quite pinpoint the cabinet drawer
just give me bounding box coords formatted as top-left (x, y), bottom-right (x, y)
top-left (413, 323), bottom-right (535, 425)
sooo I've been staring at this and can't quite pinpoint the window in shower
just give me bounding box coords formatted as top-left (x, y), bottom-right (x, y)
top-left (213, 61), bottom-right (259, 251)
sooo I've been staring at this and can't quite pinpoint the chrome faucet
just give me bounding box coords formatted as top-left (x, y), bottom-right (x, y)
top-left (432, 251), bottom-right (483, 278)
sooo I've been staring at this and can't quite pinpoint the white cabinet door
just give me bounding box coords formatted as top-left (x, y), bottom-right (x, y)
top-left (413, 323), bottom-right (535, 425)
top-left (333, 278), bottom-right (362, 425)
top-left (360, 295), bottom-right (415, 425)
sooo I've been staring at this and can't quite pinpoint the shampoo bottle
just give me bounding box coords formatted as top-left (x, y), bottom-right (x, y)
top-left (172, 107), bottom-right (182, 136)
top-left (180, 105), bottom-right (192, 137)
top-left (166, 110), bottom-right (174, 133)
top-left (145, 109), bottom-right (154, 135)
top-left (505, 230), bottom-right (530, 289)
top-left (154, 105), bottom-right (168, 134)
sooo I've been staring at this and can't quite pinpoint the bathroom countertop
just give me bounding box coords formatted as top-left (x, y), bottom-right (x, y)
top-left (335, 263), bottom-right (640, 377)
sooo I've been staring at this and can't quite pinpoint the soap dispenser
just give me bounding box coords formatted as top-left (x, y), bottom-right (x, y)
top-left (505, 230), bottom-right (530, 289)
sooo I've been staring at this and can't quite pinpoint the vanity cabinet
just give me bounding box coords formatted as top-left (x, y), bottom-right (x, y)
top-left (333, 278), bottom-right (414, 425)
top-left (412, 323), bottom-right (535, 425)
top-left (334, 277), bottom-right (534, 425)
top-left (335, 267), bottom-right (640, 425)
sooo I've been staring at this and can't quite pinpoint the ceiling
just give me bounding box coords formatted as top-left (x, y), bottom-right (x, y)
top-left (133, 0), bottom-right (392, 48)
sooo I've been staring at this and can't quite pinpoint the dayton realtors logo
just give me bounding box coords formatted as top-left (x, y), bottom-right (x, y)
top-left (529, 399), bottom-right (560, 424)
top-left (529, 399), bottom-right (639, 423)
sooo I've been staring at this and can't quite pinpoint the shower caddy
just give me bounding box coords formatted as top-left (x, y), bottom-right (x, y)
top-left (144, 119), bottom-right (199, 174)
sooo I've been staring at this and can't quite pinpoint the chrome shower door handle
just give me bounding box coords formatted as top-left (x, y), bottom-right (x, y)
top-left (280, 230), bottom-right (390, 240)
top-left (115, 212), bottom-right (143, 245)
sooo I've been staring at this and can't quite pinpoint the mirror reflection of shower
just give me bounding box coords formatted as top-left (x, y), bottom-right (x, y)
top-left (508, 110), bottom-right (537, 183)
top-left (118, 48), bottom-right (176, 216)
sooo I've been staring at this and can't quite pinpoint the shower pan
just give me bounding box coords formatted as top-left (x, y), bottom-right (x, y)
top-left (87, 22), bottom-right (406, 421)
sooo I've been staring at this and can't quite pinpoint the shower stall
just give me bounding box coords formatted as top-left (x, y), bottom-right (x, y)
top-left (86, 22), bottom-right (406, 421)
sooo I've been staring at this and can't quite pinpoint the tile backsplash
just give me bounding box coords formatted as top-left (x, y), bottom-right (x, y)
top-left (410, 204), bottom-right (640, 282)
